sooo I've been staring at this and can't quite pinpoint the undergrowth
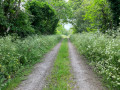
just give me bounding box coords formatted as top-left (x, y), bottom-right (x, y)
top-left (0, 35), bottom-right (61, 89)
top-left (70, 32), bottom-right (120, 90)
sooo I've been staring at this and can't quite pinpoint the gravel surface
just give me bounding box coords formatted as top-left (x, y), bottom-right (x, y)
top-left (15, 42), bottom-right (61, 90)
top-left (68, 41), bottom-right (106, 90)
top-left (15, 41), bottom-right (106, 90)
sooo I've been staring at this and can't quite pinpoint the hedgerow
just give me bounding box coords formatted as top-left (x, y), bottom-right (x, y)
top-left (0, 35), bottom-right (61, 89)
top-left (70, 33), bottom-right (120, 89)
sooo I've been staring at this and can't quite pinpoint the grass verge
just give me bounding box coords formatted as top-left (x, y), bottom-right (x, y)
top-left (44, 39), bottom-right (74, 90)
top-left (0, 35), bottom-right (61, 90)
top-left (1, 65), bottom-right (32, 90)
top-left (70, 33), bottom-right (120, 90)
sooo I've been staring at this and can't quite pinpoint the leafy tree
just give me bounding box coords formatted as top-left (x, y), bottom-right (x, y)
top-left (69, 0), bottom-right (82, 10)
top-left (0, 0), bottom-right (34, 36)
top-left (82, 0), bottom-right (113, 32)
top-left (52, 1), bottom-right (72, 21)
top-left (45, 0), bottom-right (73, 22)
top-left (0, 2), bottom-right (8, 35)
top-left (108, 0), bottom-right (120, 28)
top-left (10, 10), bottom-right (35, 37)
top-left (56, 22), bottom-right (73, 35)
top-left (26, 0), bottom-right (58, 34)
top-left (70, 0), bottom-right (113, 33)
top-left (69, 0), bottom-right (86, 33)
top-left (73, 8), bottom-right (89, 33)
top-left (56, 23), bottom-right (66, 34)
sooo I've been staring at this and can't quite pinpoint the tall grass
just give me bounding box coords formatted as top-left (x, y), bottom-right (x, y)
top-left (70, 33), bottom-right (120, 89)
top-left (0, 35), bottom-right (61, 89)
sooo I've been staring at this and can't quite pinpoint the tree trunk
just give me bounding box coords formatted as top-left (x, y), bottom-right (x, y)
top-left (15, 0), bottom-right (21, 18)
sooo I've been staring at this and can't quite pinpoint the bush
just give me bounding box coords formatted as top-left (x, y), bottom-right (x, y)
top-left (0, 6), bottom-right (8, 36)
top-left (0, 35), bottom-right (61, 89)
top-left (70, 33), bottom-right (120, 89)
top-left (0, 0), bottom-right (58, 37)
top-left (26, 1), bottom-right (59, 34)
top-left (0, 0), bottom-right (35, 37)
top-left (10, 10), bottom-right (35, 37)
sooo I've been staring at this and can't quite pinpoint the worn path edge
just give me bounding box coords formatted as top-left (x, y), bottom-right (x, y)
top-left (68, 41), bottom-right (106, 90)
top-left (15, 42), bottom-right (61, 90)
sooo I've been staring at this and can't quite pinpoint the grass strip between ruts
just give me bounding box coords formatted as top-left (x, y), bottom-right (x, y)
top-left (44, 39), bottom-right (74, 90)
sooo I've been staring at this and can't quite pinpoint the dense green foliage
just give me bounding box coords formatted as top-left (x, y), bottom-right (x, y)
top-left (69, 0), bottom-right (120, 33)
top-left (69, 0), bottom-right (120, 88)
top-left (56, 23), bottom-right (72, 35)
top-left (0, 0), bottom-right (119, 89)
top-left (0, 0), bottom-right (34, 36)
top-left (0, 0), bottom-right (60, 36)
top-left (39, 0), bottom-right (72, 22)
top-left (26, 1), bottom-right (58, 34)
top-left (0, 35), bottom-right (61, 89)
top-left (70, 33), bottom-right (120, 89)
top-left (11, 10), bottom-right (35, 36)
top-left (108, 0), bottom-right (120, 27)
top-left (50, 0), bottom-right (72, 22)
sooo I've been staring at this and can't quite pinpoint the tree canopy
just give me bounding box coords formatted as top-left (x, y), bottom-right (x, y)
top-left (0, 0), bottom-right (119, 36)
top-left (69, 0), bottom-right (120, 33)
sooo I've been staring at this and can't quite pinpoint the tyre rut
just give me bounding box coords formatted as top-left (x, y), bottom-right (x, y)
top-left (68, 41), bottom-right (106, 90)
top-left (15, 42), bottom-right (61, 90)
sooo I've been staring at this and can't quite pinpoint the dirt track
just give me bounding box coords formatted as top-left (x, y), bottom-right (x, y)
top-left (15, 42), bottom-right (61, 90)
top-left (69, 41), bottom-right (106, 90)
top-left (15, 41), bottom-right (106, 90)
